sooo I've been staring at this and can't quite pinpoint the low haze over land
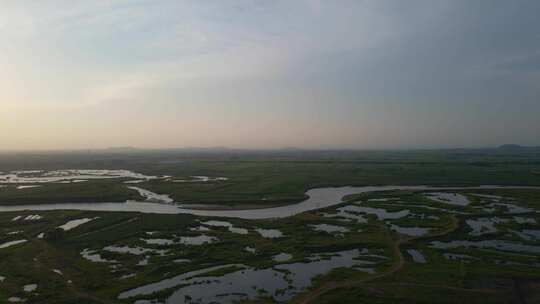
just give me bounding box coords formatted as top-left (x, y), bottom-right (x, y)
top-left (1, 0), bottom-right (539, 150)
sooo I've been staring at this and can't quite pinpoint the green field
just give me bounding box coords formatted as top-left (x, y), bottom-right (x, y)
top-left (0, 149), bottom-right (539, 303)
top-left (1, 148), bottom-right (539, 206)
top-left (0, 187), bottom-right (539, 303)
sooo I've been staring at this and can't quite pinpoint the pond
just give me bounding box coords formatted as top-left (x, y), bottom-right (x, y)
top-left (201, 220), bottom-right (249, 234)
top-left (119, 248), bottom-right (379, 303)
top-left (58, 217), bottom-right (99, 231)
top-left (127, 187), bottom-right (174, 204)
top-left (390, 224), bottom-right (430, 237)
top-left (255, 228), bottom-right (283, 239)
top-left (425, 192), bottom-right (470, 206)
top-left (465, 217), bottom-right (507, 236)
top-left (342, 205), bottom-right (410, 220)
top-left (406, 249), bottom-right (426, 263)
top-left (430, 240), bottom-right (540, 254)
top-left (443, 253), bottom-right (478, 261)
top-left (272, 253), bottom-right (293, 262)
top-left (310, 224), bottom-right (349, 234)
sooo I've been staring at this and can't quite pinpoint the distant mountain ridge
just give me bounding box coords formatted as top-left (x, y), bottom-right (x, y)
top-left (497, 144), bottom-right (540, 151)
top-left (498, 144), bottom-right (525, 150)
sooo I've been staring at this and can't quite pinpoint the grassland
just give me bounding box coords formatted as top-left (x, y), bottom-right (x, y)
top-left (0, 187), bottom-right (538, 303)
top-left (1, 148), bottom-right (539, 206)
top-left (0, 149), bottom-right (539, 303)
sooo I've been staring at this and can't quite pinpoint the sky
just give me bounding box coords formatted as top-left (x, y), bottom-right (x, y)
top-left (1, 0), bottom-right (539, 150)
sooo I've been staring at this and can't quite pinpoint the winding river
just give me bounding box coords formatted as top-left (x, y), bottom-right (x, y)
top-left (0, 185), bottom-right (536, 219)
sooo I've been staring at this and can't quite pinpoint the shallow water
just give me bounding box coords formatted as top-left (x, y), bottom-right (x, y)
top-left (343, 205), bottom-right (410, 220)
top-left (513, 229), bottom-right (540, 241)
top-left (173, 176), bottom-right (228, 183)
top-left (406, 249), bottom-right (426, 263)
top-left (119, 249), bottom-right (376, 303)
top-left (201, 220), bottom-right (232, 227)
top-left (23, 214), bottom-right (43, 221)
top-left (322, 208), bottom-right (367, 223)
top-left (124, 180), bottom-right (145, 184)
top-left (137, 257), bottom-right (149, 266)
top-left (273, 253), bottom-right (293, 262)
top-left (178, 235), bottom-right (217, 245)
top-left (0, 185), bottom-right (536, 220)
top-left (382, 203), bottom-right (468, 215)
top-left (494, 259), bottom-right (540, 268)
top-left (201, 220), bottom-right (248, 234)
top-left (466, 217), bottom-right (507, 236)
top-left (81, 248), bottom-right (118, 263)
top-left (485, 202), bottom-right (535, 214)
top-left (128, 187), bottom-right (174, 204)
top-left (118, 264), bottom-right (243, 299)
top-left (390, 224), bottom-right (430, 237)
top-left (103, 245), bottom-right (168, 256)
top-left (173, 259), bottom-right (190, 264)
top-left (443, 253), bottom-right (479, 261)
top-left (430, 240), bottom-right (540, 254)
top-left (310, 224), bottom-right (349, 234)
top-left (255, 228), bottom-right (283, 238)
top-left (522, 230), bottom-right (540, 240)
top-left (16, 185), bottom-right (41, 190)
top-left (368, 198), bottom-right (398, 202)
top-left (120, 273), bottom-right (137, 280)
top-left (513, 217), bottom-right (537, 224)
top-left (141, 235), bottom-right (218, 246)
top-left (190, 226), bottom-right (211, 232)
top-left (244, 246), bottom-right (256, 254)
top-left (23, 284), bottom-right (37, 292)
top-left (425, 192), bottom-right (470, 206)
top-left (141, 238), bottom-right (175, 246)
top-left (228, 227), bottom-right (249, 234)
top-left (58, 217), bottom-right (98, 231)
top-left (52, 269), bottom-right (63, 276)
top-left (0, 169), bottom-right (159, 184)
top-left (470, 193), bottom-right (504, 200)
top-left (0, 240), bottom-right (27, 249)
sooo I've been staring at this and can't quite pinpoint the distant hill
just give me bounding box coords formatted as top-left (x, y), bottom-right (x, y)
top-left (106, 147), bottom-right (139, 152)
top-left (491, 144), bottom-right (540, 154)
top-left (497, 144), bottom-right (525, 150)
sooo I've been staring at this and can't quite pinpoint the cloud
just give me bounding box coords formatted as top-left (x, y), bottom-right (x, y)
top-left (1, 1), bottom-right (539, 149)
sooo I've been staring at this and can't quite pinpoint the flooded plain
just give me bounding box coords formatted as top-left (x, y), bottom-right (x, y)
top-left (119, 248), bottom-right (380, 303)
top-left (0, 170), bottom-right (161, 184)
top-left (430, 240), bottom-right (540, 254)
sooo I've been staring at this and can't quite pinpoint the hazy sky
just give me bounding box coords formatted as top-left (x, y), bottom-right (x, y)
top-left (1, 0), bottom-right (539, 150)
